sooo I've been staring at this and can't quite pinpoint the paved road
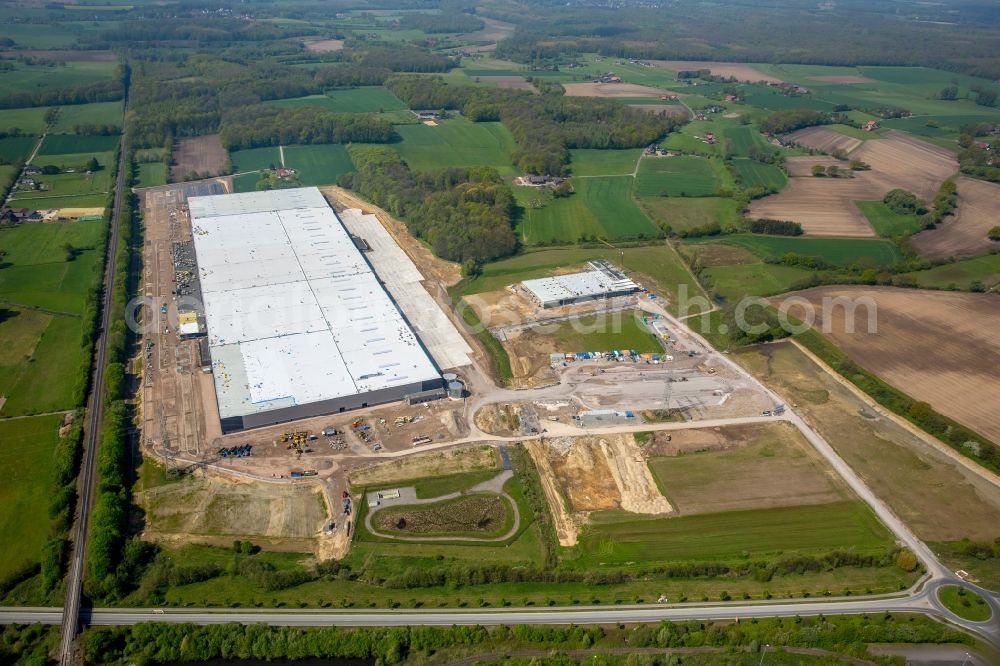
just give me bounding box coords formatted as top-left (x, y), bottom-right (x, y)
top-left (56, 99), bottom-right (129, 666)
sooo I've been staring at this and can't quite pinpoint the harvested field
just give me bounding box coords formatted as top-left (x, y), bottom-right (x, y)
top-left (478, 75), bottom-right (536, 91)
top-left (651, 60), bottom-right (782, 84)
top-left (563, 82), bottom-right (674, 98)
top-left (749, 132), bottom-right (957, 236)
top-left (910, 177), bottom-right (1000, 258)
top-left (373, 494), bottom-right (510, 536)
top-left (783, 156), bottom-right (844, 177)
top-left (646, 422), bottom-right (847, 515)
top-left (55, 207), bottom-right (104, 218)
top-left (170, 134), bottom-right (229, 181)
top-left (789, 127), bottom-right (862, 154)
top-left (735, 341), bottom-right (1000, 542)
top-left (776, 287), bottom-right (1000, 443)
top-left (139, 468), bottom-right (328, 544)
top-left (628, 104), bottom-right (690, 118)
top-left (852, 131), bottom-right (958, 201)
top-left (349, 445), bottom-right (497, 488)
top-left (809, 75), bottom-right (877, 84)
top-left (302, 37), bottom-right (344, 52)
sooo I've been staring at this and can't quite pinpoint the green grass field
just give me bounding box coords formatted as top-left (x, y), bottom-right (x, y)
top-left (393, 117), bottom-right (518, 174)
top-left (9, 169), bottom-right (111, 202)
top-left (513, 176), bottom-right (659, 243)
top-left (575, 501), bottom-right (891, 566)
top-left (634, 157), bottom-right (721, 197)
top-left (700, 261), bottom-right (812, 300)
top-left (267, 86), bottom-right (407, 113)
top-left (0, 108), bottom-right (47, 135)
top-left (37, 134), bottom-right (119, 155)
top-left (0, 136), bottom-right (38, 162)
top-left (283, 144), bottom-right (354, 186)
top-left (0, 60), bottom-right (117, 97)
top-left (725, 125), bottom-right (767, 157)
top-left (542, 310), bottom-right (662, 353)
top-left (229, 146), bottom-right (282, 173)
top-left (732, 158), bottom-right (787, 191)
top-left (711, 234), bottom-right (903, 267)
top-left (937, 585), bottom-right (992, 622)
top-left (231, 172), bottom-right (259, 193)
top-left (568, 148), bottom-right (641, 177)
top-left (0, 415), bottom-right (63, 578)
top-left (32, 150), bottom-right (114, 170)
top-left (637, 196), bottom-right (740, 234)
top-left (50, 101), bottom-right (123, 133)
top-left (855, 200), bottom-right (925, 238)
top-left (136, 162), bottom-right (167, 188)
top-left (905, 254), bottom-right (1000, 290)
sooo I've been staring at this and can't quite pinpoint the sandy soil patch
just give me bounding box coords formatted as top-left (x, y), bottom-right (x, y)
top-left (628, 104), bottom-right (690, 118)
top-left (775, 287), bottom-right (1000, 443)
top-left (525, 440), bottom-right (578, 546)
top-left (477, 75), bottom-right (537, 92)
top-left (645, 422), bottom-right (846, 515)
top-left (789, 127), bottom-right (862, 154)
top-left (139, 468), bottom-right (328, 541)
top-left (651, 60), bottom-right (783, 84)
top-left (563, 82), bottom-right (674, 98)
top-left (910, 177), bottom-right (1000, 258)
top-left (475, 403), bottom-right (523, 437)
top-left (170, 134), bottom-right (228, 181)
top-left (748, 178), bottom-right (878, 236)
top-left (808, 75), bottom-right (877, 84)
top-left (55, 207), bottom-right (104, 218)
top-left (302, 37), bottom-right (344, 52)
top-left (349, 444), bottom-right (497, 488)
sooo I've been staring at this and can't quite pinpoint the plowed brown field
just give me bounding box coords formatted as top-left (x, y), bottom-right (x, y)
top-left (170, 134), bottom-right (228, 181)
top-left (789, 127), bottom-right (862, 154)
top-left (910, 177), bottom-right (1000, 258)
top-left (775, 287), bottom-right (1000, 443)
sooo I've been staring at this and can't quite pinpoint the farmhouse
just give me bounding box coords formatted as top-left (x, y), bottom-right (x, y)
top-left (521, 260), bottom-right (642, 308)
top-left (188, 187), bottom-right (443, 433)
top-left (863, 120), bottom-right (879, 131)
top-left (0, 207), bottom-right (41, 222)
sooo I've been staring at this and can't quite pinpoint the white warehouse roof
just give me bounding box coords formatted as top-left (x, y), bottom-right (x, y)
top-left (521, 266), bottom-right (640, 307)
top-left (189, 187), bottom-right (440, 420)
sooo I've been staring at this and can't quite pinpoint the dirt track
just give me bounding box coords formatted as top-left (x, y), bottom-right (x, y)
top-left (910, 177), bottom-right (1000, 258)
top-left (775, 286), bottom-right (1000, 443)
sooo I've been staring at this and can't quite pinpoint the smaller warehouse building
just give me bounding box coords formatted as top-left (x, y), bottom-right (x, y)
top-left (521, 260), bottom-right (642, 308)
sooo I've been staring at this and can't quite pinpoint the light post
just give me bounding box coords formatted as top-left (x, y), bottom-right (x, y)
top-left (758, 644), bottom-right (770, 666)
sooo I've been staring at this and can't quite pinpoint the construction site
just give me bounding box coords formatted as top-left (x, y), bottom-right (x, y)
top-left (135, 181), bottom-right (780, 559)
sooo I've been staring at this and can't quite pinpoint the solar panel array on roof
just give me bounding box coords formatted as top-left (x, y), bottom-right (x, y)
top-left (188, 187), bottom-right (441, 430)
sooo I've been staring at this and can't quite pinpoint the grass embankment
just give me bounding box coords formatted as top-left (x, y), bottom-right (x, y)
top-left (458, 301), bottom-right (512, 385)
top-left (937, 585), bottom-right (992, 621)
top-left (544, 310), bottom-right (662, 354)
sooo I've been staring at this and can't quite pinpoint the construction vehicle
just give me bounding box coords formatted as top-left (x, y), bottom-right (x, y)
top-left (411, 436), bottom-right (432, 446)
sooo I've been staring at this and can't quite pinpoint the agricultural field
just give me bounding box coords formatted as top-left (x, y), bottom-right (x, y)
top-left (734, 342), bottom-right (1000, 544)
top-left (0, 108), bottom-right (47, 134)
top-left (169, 134), bottom-right (228, 181)
top-left (905, 254), bottom-right (1000, 291)
top-left (513, 176), bottom-right (658, 243)
top-left (393, 117), bottom-right (517, 174)
top-left (0, 59), bottom-right (117, 96)
top-left (0, 136), bottom-right (37, 162)
top-left (0, 218), bottom-right (103, 415)
top-left (774, 287), bottom-right (1000, 443)
top-left (568, 148), bottom-right (641, 177)
top-left (712, 234), bottom-right (903, 267)
top-left (562, 82), bottom-right (673, 98)
top-left (724, 125), bottom-right (767, 157)
top-left (283, 144), bottom-right (354, 186)
top-left (637, 196), bottom-right (740, 234)
top-left (0, 414), bottom-right (65, 579)
top-left (681, 242), bottom-right (811, 300)
top-left (652, 60), bottom-right (782, 84)
top-left (646, 422), bottom-right (849, 515)
top-left (229, 146), bottom-right (282, 173)
top-left (9, 169), bottom-right (112, 205)
top-left (530, 310), bottom-right (662, 354)
top-left (788, 127), bottom-right (863, 155)
top-left (910, 178), bottom-right (1000, 258)
top-left (50, 101), bottom-right (123, 133)
top-left (230, 172), bottom-right (259, 193)
top-left (731, 158), bottom-right (786, 191)
top-left (634, 156), bottom-right (723, 197)
top-left (37, 134), bottom-right (119, 155)
top-left (136, 161), bottom-right (167, 188)
top-left (855, 200), bottom-right (924, 238)
top-left (266, 86), bottom-right (407, 113)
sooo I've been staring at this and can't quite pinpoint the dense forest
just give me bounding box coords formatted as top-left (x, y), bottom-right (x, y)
top-left (220, 106), bottom-right (394, 149)
top-left (339, 146), bottom-right (517, 264)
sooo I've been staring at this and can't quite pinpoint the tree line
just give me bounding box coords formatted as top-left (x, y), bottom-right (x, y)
top-left (220, 106), bottom-right (395, 150)
top-left (338, 145), bottom-right (517, 264)
top-left (0, 78), bottom-right (123, 110)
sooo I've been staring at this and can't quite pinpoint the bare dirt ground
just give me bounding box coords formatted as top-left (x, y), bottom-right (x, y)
top-left (55, 207), bottom-right (104, 218)
top-left (474, 403), bottom-right (523, 437)
top-left (477, 75), bottom-right (536, 92)
top-left (735, 341), bottom-right (1000, 542)
top-left (910, 177), bottom-right (1000, 258)
top-left (645, 422), bottom-right (847, 515)
top-left (563, 82), bottom-right (675, 98)
top-left (789, 127), bottom-right (863, 154)
top-left (775, 286), bottom-right (1000, 443)
top-left (348, 444), bottom-right (498, 488)
top-left (302, 37), bottom-right (344, 52)
top-left (170, 135), bottom-right (229, 181)
top-left (139, 468), bottom-right (329, 546)
top-left (651, 60), bottom-right (783, 84)
top-left (628, 104), bottom-right (690, 118)
top-left (749, 132), bottom-right (957, 236)
top-left (808, 75), bottom-right (877, 84)
top-left (783, 155), bottom-right (848, 177)
top-left (525, 439), bottom-right (578, 546)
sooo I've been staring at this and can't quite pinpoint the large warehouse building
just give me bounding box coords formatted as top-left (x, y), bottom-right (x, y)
top-left (188, 187), bottom-right (443, 433)
top-left (521, 259), bottom-right (642, 308)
